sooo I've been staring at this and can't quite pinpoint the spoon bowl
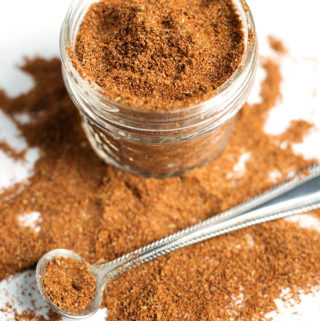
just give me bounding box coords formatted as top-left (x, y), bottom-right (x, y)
top-left (36, 249), bottom-right (102, 319)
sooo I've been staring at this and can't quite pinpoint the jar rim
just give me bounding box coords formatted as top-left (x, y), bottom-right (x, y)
top-left (60, 0), bottom-right (257, 122)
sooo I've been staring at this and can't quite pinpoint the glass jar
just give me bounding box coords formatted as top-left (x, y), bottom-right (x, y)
top-left (60, 0), bottom-right (257, 178)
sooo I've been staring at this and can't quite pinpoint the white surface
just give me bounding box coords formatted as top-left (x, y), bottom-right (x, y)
top-left (264, 57), bottom-right (320, 160)
top-left (266, 287), bottom-right (320, 321)
top-left (285, 213), bottom-right (320, 233)
top-left (0, 0), bottom-right (320, 320)
top-left (249, 0), bottom-right (320, 161)
top-left (227, 152), bottom-right (251, 179)
top-left (0, 110), bottom-right (40, 193)
top-left (18, 211), bottom-right (43, 233)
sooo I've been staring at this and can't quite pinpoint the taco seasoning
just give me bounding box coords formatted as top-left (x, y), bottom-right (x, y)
top-left (60, 0), bottom-right (257, 177)
top-left (43, 257), bottom-right (96, 313)
top-left (1, 54), bottom-right (320, 320)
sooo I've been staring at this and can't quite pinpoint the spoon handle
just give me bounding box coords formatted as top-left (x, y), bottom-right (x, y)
top-left (99, 164), bottom-right (320, 284)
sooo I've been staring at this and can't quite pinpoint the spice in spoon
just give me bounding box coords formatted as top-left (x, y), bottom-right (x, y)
top-left (69, 0), bottom-right (245, 111)
top-left (43, 257), bottom-right (96, 313)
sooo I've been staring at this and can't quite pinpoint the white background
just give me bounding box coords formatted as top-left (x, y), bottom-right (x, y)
top-left (0, 0), bottom-right (320, 320)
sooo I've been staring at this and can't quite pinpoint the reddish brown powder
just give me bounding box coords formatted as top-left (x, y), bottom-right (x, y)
top-left (0, 141), bottom-right (25, 160)
top-left (0, 56), bottom-right (319, 320)
top-left (268, 35), bottom-right (287, 54)
top-left (43, 257), bottom-right (96, 313)
top-left (70, 0), bottom-right (245, 111)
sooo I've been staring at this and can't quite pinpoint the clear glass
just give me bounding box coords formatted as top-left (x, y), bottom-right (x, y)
top-left (60, 0), bottom-right (257, 178)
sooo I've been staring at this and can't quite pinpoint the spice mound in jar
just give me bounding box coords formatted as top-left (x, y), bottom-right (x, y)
top-left (69, 0), bottom-right (245, 111)
top-left (43, 257), bottom-right (96, 312)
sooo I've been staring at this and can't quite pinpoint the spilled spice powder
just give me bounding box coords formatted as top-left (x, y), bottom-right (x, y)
top-left (1, 304), bottom-right (62, 321)
top-left (0, 54), bottom-right (319, 320)
top-left (70, 0), bottom-right (245, 111)
top-left (43, 257), bottom-right (96, 313)
top-left (268, 35), bottom-right (287, 55)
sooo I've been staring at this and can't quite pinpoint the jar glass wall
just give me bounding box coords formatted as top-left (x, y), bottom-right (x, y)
top-left (60, 0), bottom-right (257, 178)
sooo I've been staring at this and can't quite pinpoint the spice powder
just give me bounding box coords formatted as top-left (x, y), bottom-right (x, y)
top-left (70, 0), bottom-right (245, 111)
top-left (0, 53), bottom-right (320, 319)
top-left (43, 257), bottom-right (96, 313)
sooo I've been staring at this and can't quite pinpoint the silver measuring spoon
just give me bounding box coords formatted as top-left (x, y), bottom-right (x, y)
top-left (36, 164), bottom-right (320, 319)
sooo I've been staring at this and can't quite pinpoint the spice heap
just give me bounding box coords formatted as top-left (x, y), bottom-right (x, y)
top-left (70, 0), bottom-right (244, 111)
top-left (43, 257), bottom-right (96, 313)
top-left (0, 53), bottom-right (320, 320)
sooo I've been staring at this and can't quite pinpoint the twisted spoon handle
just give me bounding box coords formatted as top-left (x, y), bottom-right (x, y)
top-left (98, 165), bottom-right (320, 285)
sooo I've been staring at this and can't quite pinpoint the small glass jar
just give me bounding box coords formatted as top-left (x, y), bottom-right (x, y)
top-left (60, 0), bottom-right (257, 178)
